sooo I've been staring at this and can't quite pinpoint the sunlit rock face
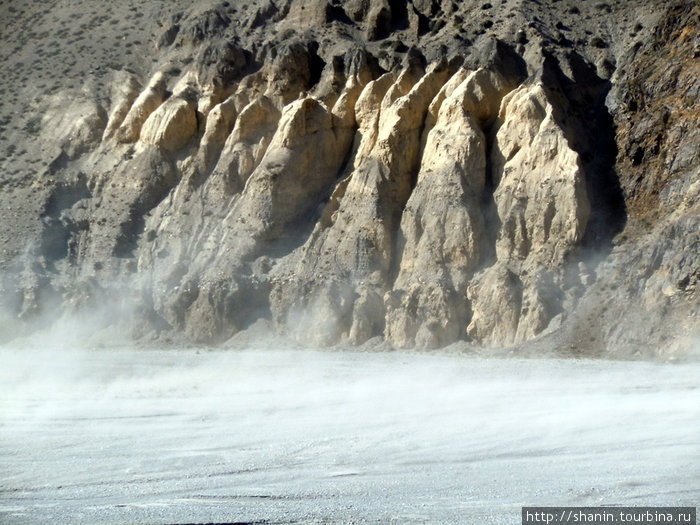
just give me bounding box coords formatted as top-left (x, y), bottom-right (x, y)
top-left (466, 82), bottom-right (591, 347)
top-left (385, 68), bottom-right (511, 349)
top-left (0, 0), bottom-right (697, 356)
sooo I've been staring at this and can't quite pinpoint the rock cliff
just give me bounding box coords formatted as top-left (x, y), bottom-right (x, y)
top-left (0, 0), bottom-right (697, 357)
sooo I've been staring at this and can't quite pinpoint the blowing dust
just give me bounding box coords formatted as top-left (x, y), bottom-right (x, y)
top-left (1, 346), bottom-right (698, 524)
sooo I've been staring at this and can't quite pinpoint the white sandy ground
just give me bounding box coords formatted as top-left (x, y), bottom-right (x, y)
top-left (0, 347), bottom-right (698, 524)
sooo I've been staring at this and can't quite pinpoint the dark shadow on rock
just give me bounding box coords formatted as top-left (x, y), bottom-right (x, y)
top-left (249, 1), bottom-right (279, 30)
top-left (196, 41), bottom-right (250, 87)
top-left (113, 151), bottom-right (180, 259)
top-left (479, 119), bottom-right (503, 271)
top-left (307, 41), bottom-right (326, 89)
top-left (39, 173), bottom-right (90, 266)
top-left (325, 2), bottom-right (353, 24)
top-left (541, 51), bottom-right (627, 250)
top-left (178, 6), bottom-right (232, 46)
top-left (468, 40), bottom-right (527, 270)
top-left (467, 38), bottom-right (528, 84)
top-left (387, 0), bottom-right (410, 31)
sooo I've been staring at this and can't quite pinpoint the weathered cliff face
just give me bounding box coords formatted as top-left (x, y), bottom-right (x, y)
top-left (0, 0), bottom-right (697, 357)
top-left (467, 82), bottom-right (592, 346)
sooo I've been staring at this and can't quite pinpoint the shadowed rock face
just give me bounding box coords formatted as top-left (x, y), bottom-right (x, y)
top-left (0, 0), bottom-right (697, 357)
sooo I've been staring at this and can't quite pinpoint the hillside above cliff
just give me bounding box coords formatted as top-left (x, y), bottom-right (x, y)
top-left (0, 0), bottom-right (698, 358)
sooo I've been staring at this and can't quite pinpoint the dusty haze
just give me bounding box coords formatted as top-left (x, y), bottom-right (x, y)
top-left (1, 347), bottom-right (699, 523)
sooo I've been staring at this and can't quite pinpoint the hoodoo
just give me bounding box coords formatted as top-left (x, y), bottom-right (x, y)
top-left (0, 0), bottom-right (697, 357)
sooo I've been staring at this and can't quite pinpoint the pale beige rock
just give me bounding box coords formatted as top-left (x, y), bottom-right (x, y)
top-left (353, 71), bottom-right (398, 165)
top-left (268, 63), bottom-right (453, 346)
top-left (424, 67), bottom-right (470, 130)
top-left (234, 95), bottom-right (350, 236)
top-left (192, 78), bottom-right (233, 118)
top-left (285, 280), bottom-right (355, 346)
top-left (232, 72), bottom-right (267, 112)
top-left (466, 263), bottom-right (523, 346)
top-left (102, 71), bottom-right (141, 141)
top-left (394, 97), bottom-right (486, 289)
top-left (85, 62), bottom-right (592, 350)
top-left (461, 68), bottom-right (515, 125)
top-left (514, 269), bottom-right (562, 342)
top-left (385, 284), bottom-right (466, 349)
top-left (466, 265), bottom-right (564, 346)
top-left (31, 91), bottom-right (107, 162)
top-left (338, 63), bottom-right (452, 276)
top-left (380, 66), bottom-right (423, 110)
top-left (331, 55), bottom-right (375, 129)
top-left (163, 91), bottom-right (358, 343)
top-left (138, 96), bottom-right (197, 152)
top-left (195, 95), bottom-right (238, 172)
top-left (491, 83), bottom-right (590, 267)
top-left (465, 83), bottom-right (591, 346)
top-left (210, 95), bottom-right (281, 193)
top-left (385, 68), bottom-right (512, 348)
top-left (133, 94), bottom-right (238, 291)
top-left (63, 102), bottom-right (107, 158)
top-left (184, 292), bottom-right (221, 342)
top-left (374, 62), bottom-right (451, 177)
top-left (115, 72), bottom-right (167, 144)
top-left (348, 287), bottom-right (385, 345)
top-left (172, 71), bottom-right (198, 98)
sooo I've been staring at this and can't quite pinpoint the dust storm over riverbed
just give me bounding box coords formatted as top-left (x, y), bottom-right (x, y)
top-left (1, 347), bottom-right (698, 524)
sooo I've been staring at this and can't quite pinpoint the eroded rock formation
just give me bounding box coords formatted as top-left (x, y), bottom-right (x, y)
top-left (0, 0), bottom-right (697, 357)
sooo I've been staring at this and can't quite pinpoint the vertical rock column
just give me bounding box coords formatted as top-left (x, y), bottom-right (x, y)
top-left (269, 60), bottom-right (454, 345)
top-left (467, 83), bottom-right (590, 346)
top-left (385, 68), bottom-right (514, 348)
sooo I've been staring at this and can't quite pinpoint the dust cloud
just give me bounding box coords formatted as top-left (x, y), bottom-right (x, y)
top-left (1, 346), bottom-right (698, 524)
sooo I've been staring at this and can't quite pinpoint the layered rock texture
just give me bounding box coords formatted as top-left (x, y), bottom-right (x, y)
top-left (0, 0), bottom-right (698, 357)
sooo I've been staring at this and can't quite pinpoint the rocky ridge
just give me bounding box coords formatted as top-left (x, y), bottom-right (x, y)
top-left (0, 0), bottom-right (698, 357)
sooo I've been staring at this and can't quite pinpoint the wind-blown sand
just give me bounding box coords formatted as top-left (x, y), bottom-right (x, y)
top-left (1, 347), bottom-right (698, 524)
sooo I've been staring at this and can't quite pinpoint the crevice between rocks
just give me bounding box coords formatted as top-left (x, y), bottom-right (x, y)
top-left (541, 51), bottom-right (627, 251)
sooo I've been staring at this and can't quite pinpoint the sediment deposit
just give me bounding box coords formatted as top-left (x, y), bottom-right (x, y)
top-left (0, 0), bottom-right (697, 357)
